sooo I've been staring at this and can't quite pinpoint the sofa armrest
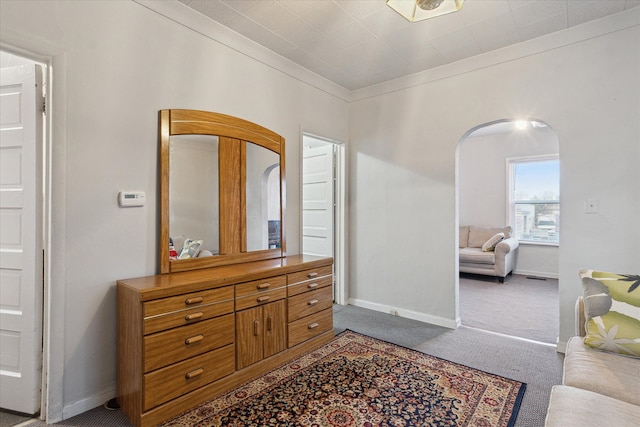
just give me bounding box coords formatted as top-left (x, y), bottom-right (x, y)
top-left (493, 238), bottom-right (519, 278)
top-left (495, 237), bottom-right (519, 256)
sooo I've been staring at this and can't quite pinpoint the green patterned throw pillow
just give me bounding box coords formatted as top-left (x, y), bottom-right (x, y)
top-left (579, 269), bottom-right (640, 357)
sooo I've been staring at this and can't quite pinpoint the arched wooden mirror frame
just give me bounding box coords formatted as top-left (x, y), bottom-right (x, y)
top-left (160, 109), bottom-right (286, 274)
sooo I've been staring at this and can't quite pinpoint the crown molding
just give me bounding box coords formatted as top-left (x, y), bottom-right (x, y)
top-left (351, 7), bottom-right (640, 101)
top-left (133, 0), bottom-right (352, 102)
top-left (134, 1), bottom-right (638, 105)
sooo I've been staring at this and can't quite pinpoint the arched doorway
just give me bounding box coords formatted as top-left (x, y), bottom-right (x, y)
top-left (455, 119), bottom-right (560, 344)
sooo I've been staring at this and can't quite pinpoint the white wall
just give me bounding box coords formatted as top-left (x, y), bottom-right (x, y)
top-left (0, 0), bottom-right (348, 422)
top-left (459, 126), bottom-right (559, 278)
top-left (349, 11), bottom-right (639, 344)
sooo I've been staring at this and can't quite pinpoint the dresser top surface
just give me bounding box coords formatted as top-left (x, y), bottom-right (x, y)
top-left (117, 255), bottom-right (332, 301)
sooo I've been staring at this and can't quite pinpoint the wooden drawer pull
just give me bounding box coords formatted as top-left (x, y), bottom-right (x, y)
top-left (185, 334), bottom-right (204, 345)
top-left (257, 296), bottom-right (271, 303)
top-left (307, 272), bottom-right (318, 278)
top-left (185, 296), bottom-right (204, 305)
top-left (308, 322), bottom-right (319, 330)
top-left (307, 282), bottom-right (319, 289)
top-left (267, 314), bottom-right (273, 331)
top-left (184, 312), bottom-right (203, 321)
top-left (185, 368), bottom-right (204, 380)
top-left (257, 283), bottom-right (270, 290)
top-left (254, 320), bottom-right (260, 336)
top-left (307, 299), bottom-right (319, 306)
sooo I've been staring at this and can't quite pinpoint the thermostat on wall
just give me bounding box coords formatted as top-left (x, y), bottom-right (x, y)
top-left (118, 191), bottom-right (146, 207)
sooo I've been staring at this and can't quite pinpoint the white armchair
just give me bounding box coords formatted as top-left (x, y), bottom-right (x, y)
top-left (459, 226), bottom-right (519, 282)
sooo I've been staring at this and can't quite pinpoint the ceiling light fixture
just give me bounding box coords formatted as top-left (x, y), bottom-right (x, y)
top-left (386, 0), bottom-right (465, 22)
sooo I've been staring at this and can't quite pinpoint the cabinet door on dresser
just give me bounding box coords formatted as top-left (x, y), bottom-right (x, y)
top-left (263, 299), bottom-right (287, 358)
top-left (235, 275), bottom-right (287, 370)
top-left (236, 300), bottom-right (286, 369)
top-left (236, 306), bottom-right (263, 369)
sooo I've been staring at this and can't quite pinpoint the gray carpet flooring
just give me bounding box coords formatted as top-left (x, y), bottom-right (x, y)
top-left (459, 273), bottom-right (559, 343)
top-left (11, 279), bottom-right (563, 426)
top-left (0, 411), bottom-right (34, 427)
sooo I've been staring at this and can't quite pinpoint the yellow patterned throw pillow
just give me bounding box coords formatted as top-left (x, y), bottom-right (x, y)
top-left (579, 269), bottom-right (640, 357)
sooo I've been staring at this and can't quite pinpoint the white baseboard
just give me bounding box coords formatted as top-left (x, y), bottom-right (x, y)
top-left (348, 298), bottom-right (458, 330)
top-left (62, 386), bottom-right (115, 420)
top-left (514, 269), bottom-right (559, 279)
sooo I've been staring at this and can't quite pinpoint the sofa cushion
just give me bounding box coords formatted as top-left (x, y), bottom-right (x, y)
top-left (544, 385), bottom-right (640, 427)
top-left (481, 232), bottom-right (505, 252)
top-left (468, 226), bottom-right (512, 248)
top-left (579, 269), bottom-right (640, 358)
top-left (563, 336), bottom-right (640, 405)
top-left (459, 226), bottom-right (470, 248)
top-left (459, 247), bottom-right (495, 265)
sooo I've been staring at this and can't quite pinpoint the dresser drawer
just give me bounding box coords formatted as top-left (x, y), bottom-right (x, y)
top-left (143, 299), bottom-right (234, 335)
top-left (287, 265), bottom-right (332, 285)
top-left (288, 308), bottom-right (333, 348)
top-left (288, 286), bottom-right (333, 322)
top-left (143, 286), bottom-right (234, 318)
top-left (235, 275), bottom-right (286, 298)
top-left (144, 314), bottom-right (234, 373)
top-left (235, 286), bottom-right (286, 311)
top-left (143, 344), bottom-right (235, 411)
top-left (287, 274), bottom-right (332, 297)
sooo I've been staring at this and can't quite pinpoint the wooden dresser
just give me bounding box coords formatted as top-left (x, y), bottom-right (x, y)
top-left (117, 255), bottom-right (333, 427)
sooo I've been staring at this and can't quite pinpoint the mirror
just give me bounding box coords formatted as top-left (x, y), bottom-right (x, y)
top-left (246, 143), bottom-right (280, 252)
top-left (170, 135), bottom-right (220, 258)
top-left (160, 110), bottom-right (286, 274)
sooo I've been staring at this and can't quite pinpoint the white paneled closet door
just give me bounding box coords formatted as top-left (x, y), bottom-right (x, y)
top-left (302, 143), bottom-right (334, 259)
top-left (0, 63), bottom-right (44, 415)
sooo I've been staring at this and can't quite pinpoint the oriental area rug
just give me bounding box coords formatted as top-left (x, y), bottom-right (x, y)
top-left (162, 330), bottom-right (526, 427)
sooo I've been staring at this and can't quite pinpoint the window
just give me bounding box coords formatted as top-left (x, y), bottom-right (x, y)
top-left (508, 156), bottom-right (559, 245)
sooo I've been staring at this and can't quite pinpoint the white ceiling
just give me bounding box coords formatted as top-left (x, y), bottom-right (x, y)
top-left (177, 0), bottom-right (639, 91)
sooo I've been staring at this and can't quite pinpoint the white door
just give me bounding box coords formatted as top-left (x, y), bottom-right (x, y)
top-left (0, 64), bottom-right (44, 415)
top-left (302, 143), bottom-right (334, 258)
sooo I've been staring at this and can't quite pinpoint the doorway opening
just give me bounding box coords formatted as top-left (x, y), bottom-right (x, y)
top-left (0, 49), bottom-right (49, 420)
top-left (456, 119), bottom-right (559, 344)
top-left (301, 133), bottom-right (346, 305)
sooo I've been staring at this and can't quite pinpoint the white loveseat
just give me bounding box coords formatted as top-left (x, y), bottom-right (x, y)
top-left (459, 226), bottom-right (519, 282)
top-left (544, 297), bottom-right (640, 426)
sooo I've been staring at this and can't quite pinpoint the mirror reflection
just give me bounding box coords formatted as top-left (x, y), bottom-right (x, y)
top-left (246, 142), bottom-right (280, 252)
top-left (169, 135), bottom-right (219, 259)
